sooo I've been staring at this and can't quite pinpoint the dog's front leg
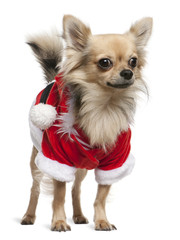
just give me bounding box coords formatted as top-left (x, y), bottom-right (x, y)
top-left (94, 184), bottom-right (117, 231)
top-left (51, 180), bottom-right (71, 231)
top-left (72, 169), bottom-right (89, 224)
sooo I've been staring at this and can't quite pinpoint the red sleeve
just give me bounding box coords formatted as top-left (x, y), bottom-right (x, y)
top-left (97, 128), bottom-right (131, 171)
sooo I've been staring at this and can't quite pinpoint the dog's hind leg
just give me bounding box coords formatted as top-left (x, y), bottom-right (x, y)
top-left (21, 146), bottom-right (43, 225)
top-left (72, 169), bottom-right (89, 224)
top-left (94, 184), bottom-right (117, 231)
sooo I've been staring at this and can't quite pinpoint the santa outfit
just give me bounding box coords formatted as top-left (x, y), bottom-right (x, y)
top-left (29, 74), bottom-right (135, 185)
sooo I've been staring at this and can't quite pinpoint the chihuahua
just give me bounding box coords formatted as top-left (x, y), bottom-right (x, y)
top-left (21, 15), bottom-right (152, 231)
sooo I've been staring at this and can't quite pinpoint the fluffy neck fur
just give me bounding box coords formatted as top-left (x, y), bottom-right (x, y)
top-left (67, 80), bottom-right (138, 149)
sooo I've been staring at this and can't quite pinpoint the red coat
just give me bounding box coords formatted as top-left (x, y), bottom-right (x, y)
top-left (30, 74), bottom-right (135, 184)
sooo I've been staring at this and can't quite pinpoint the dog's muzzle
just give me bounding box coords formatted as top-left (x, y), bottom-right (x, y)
top-left (107, 70), bottom-right (134, 89)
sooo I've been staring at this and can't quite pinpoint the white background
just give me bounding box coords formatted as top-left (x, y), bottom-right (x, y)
top-left (0, 0), bottom-right (180, 239)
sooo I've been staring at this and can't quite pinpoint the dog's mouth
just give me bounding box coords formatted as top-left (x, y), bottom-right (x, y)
top-left (107, 81), bottom-right (134, 89)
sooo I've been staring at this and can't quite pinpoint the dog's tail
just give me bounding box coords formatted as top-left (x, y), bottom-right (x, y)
top-left (27, 31), bottom-right (63, 83)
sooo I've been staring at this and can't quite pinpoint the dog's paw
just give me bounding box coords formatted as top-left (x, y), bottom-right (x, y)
top-left (73, 215), bottom-right (89, 224)
top-left (95, 220), bottom-right (117, 231)
top-left (21, 215), bottom-right (35, 225)
top-left (51, 220), bottom-right (71, 232)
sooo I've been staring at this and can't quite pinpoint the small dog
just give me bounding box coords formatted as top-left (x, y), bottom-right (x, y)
top-left (21, 15), bottom-right (152, 231)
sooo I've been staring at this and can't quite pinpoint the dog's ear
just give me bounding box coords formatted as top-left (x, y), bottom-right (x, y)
top-left (129, 17), bottom-right (153, 48)
top-left (63, 15), bottom-right (92, 51)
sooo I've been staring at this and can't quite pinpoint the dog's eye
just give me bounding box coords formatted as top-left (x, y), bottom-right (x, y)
top-left (98, 58), bottom-right (113, 70)
top-left (129, 57), bottom-right (137, 68)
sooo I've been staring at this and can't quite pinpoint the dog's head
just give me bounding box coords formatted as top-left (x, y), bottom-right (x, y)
top-left (62, 15), bottom-right (152, 91)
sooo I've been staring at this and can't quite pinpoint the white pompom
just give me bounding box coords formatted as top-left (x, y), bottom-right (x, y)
top-left (30, 103), bottom-right (57, 130)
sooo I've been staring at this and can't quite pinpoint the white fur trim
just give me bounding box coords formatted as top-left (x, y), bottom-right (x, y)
top-left (30, 103), bottom-right (57, 130)
top-left (35, 151), bottom-right (76, 182)
top-left (56, 98), bottom-right (77, 137)
top-left (29, 117), bottom-right (43, 152)
top-left (95, 153), bottom-right (135, 185)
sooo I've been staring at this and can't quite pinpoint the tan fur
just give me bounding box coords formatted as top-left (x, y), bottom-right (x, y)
top-left (22, 15), bottom-right (152, 231)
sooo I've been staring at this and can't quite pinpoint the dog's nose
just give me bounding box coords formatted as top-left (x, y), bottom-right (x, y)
top-left (120, 70), bottom-right (133, 80)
